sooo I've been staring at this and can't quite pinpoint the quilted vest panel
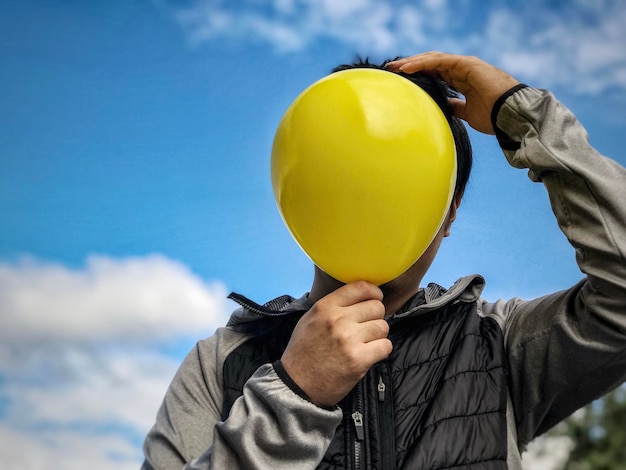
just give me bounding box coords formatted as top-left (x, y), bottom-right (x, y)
top-left (222, 300), bottom-right (508, 470)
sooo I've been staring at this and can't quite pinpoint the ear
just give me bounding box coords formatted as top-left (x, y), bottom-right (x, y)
top-left (443, 191), bottom-right (463, 238)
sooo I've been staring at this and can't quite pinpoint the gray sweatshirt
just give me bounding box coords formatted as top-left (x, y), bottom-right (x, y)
top-left (142, 87), bottom-right (626, 469)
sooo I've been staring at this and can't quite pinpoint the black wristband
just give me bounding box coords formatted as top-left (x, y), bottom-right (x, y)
top-left (273, 360), bottom-right (339, 411)
top-left (273, 360), bottom-right (312, 403)
top-left (491, 83), bottom-right (529, 151)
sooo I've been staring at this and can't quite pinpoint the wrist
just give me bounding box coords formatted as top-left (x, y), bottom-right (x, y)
top-left (491, 83), bottom-right (529, 150)
top-left (274, 360), bottom-right (338, 410)
top-left (273, 360), bottom-right (311, 402)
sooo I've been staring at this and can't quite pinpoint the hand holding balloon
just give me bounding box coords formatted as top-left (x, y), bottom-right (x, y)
top-left (281, 281), bottom-right (392, 407)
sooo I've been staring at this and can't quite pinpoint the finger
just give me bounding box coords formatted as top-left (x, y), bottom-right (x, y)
top-left (358, 318), bottom-right (390, 343)
top-left (388, 53), bottom-right (477, 96)
top-left (358, 338), bottom-right (393, 364)
top-left (449, 98), bottom-right (468, 121)
top-left (387, 51), bottom-right (460, 75)
top-left (385, 51), bottom-right (442, 69)
top-left (346, 299), bottom-right (386, 323)
top-left (331, 280), bottom-right (384, 307)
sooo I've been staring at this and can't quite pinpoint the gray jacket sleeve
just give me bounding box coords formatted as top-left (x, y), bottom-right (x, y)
top-left (142, 327), bottom-right (343, 469)
top-left (480, 87), bottom-right (626, 447)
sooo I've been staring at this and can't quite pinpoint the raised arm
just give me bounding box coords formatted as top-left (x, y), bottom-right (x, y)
top-left (390, 51), bottom-right (626, 446)
top-left (487, 83), bottom-right (626, 446)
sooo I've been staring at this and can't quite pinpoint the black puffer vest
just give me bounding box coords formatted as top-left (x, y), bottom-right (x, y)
top-left (222, 284), bottom-right (509, 470)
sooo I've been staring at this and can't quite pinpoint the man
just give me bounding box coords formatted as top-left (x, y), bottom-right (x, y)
top-left (142, 52), bottom-right (626, 469)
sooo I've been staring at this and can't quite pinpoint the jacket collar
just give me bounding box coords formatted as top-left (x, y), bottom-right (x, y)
top-left (227, 274), bottom-right (486, 327)
top-left (390, 275), bottom-right (485, 322)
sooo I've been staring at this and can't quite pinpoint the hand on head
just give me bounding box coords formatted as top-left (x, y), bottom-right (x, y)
top-left (386, 52), bottom-right (520, 135)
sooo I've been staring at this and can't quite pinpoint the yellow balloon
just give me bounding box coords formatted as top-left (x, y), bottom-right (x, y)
top-left (271, 68), bottom-right (457, 285)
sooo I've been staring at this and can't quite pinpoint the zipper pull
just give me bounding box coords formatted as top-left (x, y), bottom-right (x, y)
top-left (352, 411), bottom-right (365, 440)
top-left (378, 376), bottom-right (386, 402)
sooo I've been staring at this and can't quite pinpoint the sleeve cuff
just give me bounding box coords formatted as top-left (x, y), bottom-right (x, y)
top-left (272, 360), bottom-right (336, 411)
top-left (491, 83), bottom-right (529, 151)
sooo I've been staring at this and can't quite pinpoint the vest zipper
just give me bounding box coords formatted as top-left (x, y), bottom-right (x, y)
top-left (376, 362), bottom-right (396, 469)
top-left (352, 410), bottom-right (365, 440)
top-left (352, 381), bottom-right (365, 469)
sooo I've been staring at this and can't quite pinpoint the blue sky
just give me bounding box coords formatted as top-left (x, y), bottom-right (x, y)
top-left (1, 0), bottom-right (625, 468)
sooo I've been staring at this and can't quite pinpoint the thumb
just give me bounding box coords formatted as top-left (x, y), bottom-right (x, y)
top-left (448, 97), bottom-right (495, 134)
top-left (449, 98), bottom-right (467, 121)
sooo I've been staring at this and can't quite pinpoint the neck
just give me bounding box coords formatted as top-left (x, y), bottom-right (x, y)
top-left (309, 266), bottom-right (422, 318)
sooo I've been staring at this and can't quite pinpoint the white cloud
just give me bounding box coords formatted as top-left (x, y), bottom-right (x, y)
top-left (481, 2), bottom-right (626, 95)
top-left (0, 424), bottom-right (143, 470)
top-left (2, 347), bottom-right (178, 430)
top-left (172, 0), bottom-right (423, 53)
top-left (0, 254), bottom-right (234, 469)
top-left (167, 0), bottom-right (626, 94)
top-left (0, 344), bottom-right (181, 469)
top-left (0, 254), bottom-right (231, 343)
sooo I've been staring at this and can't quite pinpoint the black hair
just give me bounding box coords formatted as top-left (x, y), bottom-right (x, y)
top-left (332, 58), bottom-right (472, 197)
